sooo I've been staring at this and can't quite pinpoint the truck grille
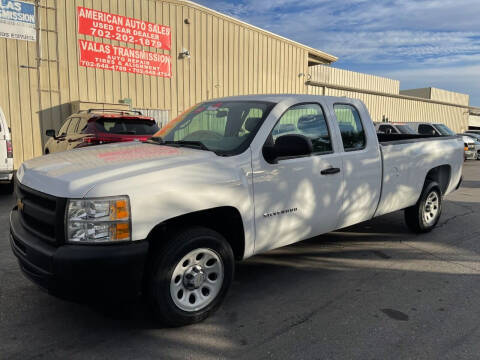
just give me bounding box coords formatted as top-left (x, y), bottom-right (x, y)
top-left (15, 180), bottom-right (67, 245)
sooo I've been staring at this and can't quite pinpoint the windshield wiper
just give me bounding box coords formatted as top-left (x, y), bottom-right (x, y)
top-left (145, 136), bottom-right (164, 144)
top-left (164, 140), bottom-right (211, 151)
top-left (145, 138), bottom-right (216, 154)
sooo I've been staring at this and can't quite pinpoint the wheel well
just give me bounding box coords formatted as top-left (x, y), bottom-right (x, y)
top-left (425, 165), bottom-right (451, 194)
top-left (147, 207), bottom-right (245, 260)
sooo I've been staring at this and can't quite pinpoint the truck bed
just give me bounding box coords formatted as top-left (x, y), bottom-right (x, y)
top-left (374, 134), bottom-right (463, 218)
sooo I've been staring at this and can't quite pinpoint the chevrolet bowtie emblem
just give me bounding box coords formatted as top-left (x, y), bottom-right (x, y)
top-left (17, 199), bottom-right (24, 211)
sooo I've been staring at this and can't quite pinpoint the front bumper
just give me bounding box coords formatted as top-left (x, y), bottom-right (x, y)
top-left (10, 209), bottom-right (149, 299)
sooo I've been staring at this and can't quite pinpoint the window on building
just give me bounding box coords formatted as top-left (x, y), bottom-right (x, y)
top-left (271, 103), bottom-right (332, 154)
top-left (333, 104), bottom-right (366, 151)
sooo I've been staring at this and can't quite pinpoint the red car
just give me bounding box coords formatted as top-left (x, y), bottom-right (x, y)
top-left (44, 109), bottom-right (159, 154)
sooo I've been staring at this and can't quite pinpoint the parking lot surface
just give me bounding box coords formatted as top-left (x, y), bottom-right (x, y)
top-left (1, 161), bottom-right (479, 360)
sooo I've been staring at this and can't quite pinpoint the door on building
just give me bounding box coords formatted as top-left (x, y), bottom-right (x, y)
top-left (252, 103), bottom-right (343, 254)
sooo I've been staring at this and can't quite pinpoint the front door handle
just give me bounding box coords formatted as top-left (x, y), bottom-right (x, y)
top-left (321, 167), bottom-right (341, 175)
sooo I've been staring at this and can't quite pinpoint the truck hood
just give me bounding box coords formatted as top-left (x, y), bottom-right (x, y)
top-left (17, 142), bottom-right (218, 197)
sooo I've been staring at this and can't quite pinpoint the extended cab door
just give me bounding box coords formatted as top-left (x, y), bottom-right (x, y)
top-left (332, 103), bottom-right (382, 228)
top-left (252, 102), bottom-right (343, 254)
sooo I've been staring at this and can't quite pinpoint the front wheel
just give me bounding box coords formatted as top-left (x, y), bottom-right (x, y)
top-left (147, 227), bottom-right (234, 327)
top-left (404, 181), bottom-right (442, 233)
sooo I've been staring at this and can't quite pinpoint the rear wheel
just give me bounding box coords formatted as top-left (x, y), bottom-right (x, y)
top-left (147, 227), bottom-right (234, 327)
top-left (404, 181), bottom-right (442, 233)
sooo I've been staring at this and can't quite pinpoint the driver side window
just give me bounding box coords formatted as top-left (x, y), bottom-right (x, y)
top-left (271, 103), bottom-right (333, 154)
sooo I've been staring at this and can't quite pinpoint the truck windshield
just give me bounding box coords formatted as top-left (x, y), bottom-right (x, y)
top-left (434, 124), bottom-right (456, 136)
top-left (153, 101), bottom-right (275, 155)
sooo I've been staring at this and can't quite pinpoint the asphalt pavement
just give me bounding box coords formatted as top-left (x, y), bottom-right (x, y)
top-left (1, 161), bottom-right (479, 360)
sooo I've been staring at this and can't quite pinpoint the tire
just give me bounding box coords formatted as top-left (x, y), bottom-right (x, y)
top-left (404, 181), bottom-right (442, 233)
top-left (147, 226), bottom-right (234, 327)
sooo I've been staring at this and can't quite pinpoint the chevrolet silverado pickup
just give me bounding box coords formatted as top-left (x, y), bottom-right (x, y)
top-left (10, 95), bottom-right (464, 326)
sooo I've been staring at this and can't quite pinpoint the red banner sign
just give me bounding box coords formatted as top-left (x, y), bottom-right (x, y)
top-left (78, 39), bottom-right (172, 78)
top-left (77, 6), bottom-right (171, 50)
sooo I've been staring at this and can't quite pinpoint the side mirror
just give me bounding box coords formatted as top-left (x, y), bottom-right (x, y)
top-left (263, 134), bottom-right (313, 163)
top-left (45, 129), bottom-right (56, 138)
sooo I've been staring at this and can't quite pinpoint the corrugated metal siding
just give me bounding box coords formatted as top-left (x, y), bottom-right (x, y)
top-left (400, 87), bottom-right (470, 107)
top-left (321, 87), bottom-right (468, 133)
top-left (310, 66), bottom-right (400, 94)
top-left (1, 0), bottom-right (313, 168)
top-left (430, 87), bottom-right (469, 107)
top-left (308, 66), bottom-right (470, 133)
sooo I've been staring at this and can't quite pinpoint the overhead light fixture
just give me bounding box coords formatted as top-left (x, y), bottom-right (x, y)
top-left (179, 48), bottom-right (191, 59)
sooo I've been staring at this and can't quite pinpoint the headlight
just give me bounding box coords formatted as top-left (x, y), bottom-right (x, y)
top-left (66, 196), bottom-right (131, 244)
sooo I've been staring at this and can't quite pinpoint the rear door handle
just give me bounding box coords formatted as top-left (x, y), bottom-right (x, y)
top-left (321, 167), bottom-right (341, 175)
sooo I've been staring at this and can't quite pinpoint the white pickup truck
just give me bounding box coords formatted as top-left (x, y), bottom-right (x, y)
top-left (10, 95), bottom-right (463, 326)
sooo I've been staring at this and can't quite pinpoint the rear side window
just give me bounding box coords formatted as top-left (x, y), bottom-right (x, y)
top-left (67, 118), bottom-right (79, 134)
top-left (272, 103), bottom-right (332, 154)
top-left (333, 104), bottom-right (366, 151)
top-left (95, 118), bottom-right (160, 135)
top-left (78, 118), bottom-right (88, 133)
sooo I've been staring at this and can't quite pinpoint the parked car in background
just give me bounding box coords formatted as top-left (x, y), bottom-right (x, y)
top-left (466, 130), bottom-right (480, 136)
top-left (408, 122), bottom-right (456, 136)
top-left (462, 134), bottom-right (480, 160)
top-left (44, 109), bottom-right (159, 154)
top-left (464, 132), bottom-right (480, 142)
top-left (11, 95), bottom-right (463, 326)
top-left (374, 122), bottom-right (416, 134)
top-left (0, 107), bottom-right (14, 193)
top-left (463, 142), bottom-right (477, 160)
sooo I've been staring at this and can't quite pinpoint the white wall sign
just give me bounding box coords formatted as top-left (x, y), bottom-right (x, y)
top-left (0, 1), bottom-right (36, 42)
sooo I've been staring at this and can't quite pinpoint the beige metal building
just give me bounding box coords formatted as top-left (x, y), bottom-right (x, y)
top-left (0, 0), bottom-right (473, 168)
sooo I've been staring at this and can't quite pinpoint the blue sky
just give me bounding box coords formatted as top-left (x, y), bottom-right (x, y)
top-left (196, 0), bottom-right (480, 106)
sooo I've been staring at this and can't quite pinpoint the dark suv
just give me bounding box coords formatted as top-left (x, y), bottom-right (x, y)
top-left (44, 109), bottom-right (159, 154)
